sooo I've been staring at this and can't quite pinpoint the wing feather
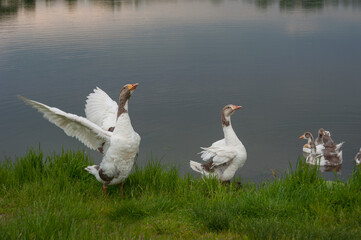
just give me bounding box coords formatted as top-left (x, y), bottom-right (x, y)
top-left (211, 148), bottom-right (237, 166)
top-left (19, 96), bottom-right (112, 151)
top-left (199, 139), bottom-right (237, 167)
top-left (85, 87), bottom-right (118, 130)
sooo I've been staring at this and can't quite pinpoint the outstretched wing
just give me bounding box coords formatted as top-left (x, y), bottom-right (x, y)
top-left (85, 87), bottom-right (118, 131)
top-left (19, 96), bottom-right (112, 151)
top-left (199, 140), bottom-right (237, 167)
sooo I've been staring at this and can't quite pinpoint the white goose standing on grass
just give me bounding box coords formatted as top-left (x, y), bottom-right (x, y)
top-left (190, 104), bottom-right (247, 183)
top-left (19, 83), bottom-right (140, 197)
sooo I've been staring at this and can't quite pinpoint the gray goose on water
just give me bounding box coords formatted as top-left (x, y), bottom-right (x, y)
top-left (19, 83), bottom-right (140, 197)
top-left (303, 128), bottom-right (344, 154)
top-left (300, 132), bottom-right (343, 166)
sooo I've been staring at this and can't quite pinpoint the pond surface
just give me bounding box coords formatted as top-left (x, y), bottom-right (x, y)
top-left (1, 0), bottom-right (361, 182)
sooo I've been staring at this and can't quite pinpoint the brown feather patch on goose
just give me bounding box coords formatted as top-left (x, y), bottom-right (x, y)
top-left (221, 105), bottom-right (231, 127)
top-left (99, 169), bottom-right (114, 184)
top-left (202, 160), bottom-right (214, 172)
top-left (117, 87), bottom-right (131, 118)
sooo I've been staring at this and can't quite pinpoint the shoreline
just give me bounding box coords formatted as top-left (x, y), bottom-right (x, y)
top-left (1, 148), bottom-right (360, 239)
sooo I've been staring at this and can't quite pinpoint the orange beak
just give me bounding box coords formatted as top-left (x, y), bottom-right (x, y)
top-left (299, 135), bottom-right (305, 139)
top-left (127, 83), bottom-right (139, 91)
top-left (322, 131), bottom-right (326, 136)
top-left (232, 105), bottom-right (242, 110)
top-left (303, 144), bottom-right (309, 148)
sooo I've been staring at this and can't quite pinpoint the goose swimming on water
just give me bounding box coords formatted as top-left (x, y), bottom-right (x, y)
top-left (303, 128), bottom-right (344, 154)
top-left (19, 84), bottom-right (140, 197)
top-left (300, 132), bottom-right (343, 166)
top-left (190, 104), bottom-right (247, 183)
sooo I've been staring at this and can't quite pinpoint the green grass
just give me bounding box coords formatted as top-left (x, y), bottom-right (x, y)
top-left (1, 149), bottom-right (361, 239)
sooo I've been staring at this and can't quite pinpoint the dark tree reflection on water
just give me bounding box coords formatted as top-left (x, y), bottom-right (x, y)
top-left (0, 0), bottom-right (35, 21)
top-left (2, 0), bottom-right (361, 17)
top-left (280, 0), bottom-right (324, 10)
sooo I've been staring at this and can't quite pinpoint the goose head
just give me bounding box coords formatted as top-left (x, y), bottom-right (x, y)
top-left (222, 104), bottom-right (242, 127)
top-left (120, 83), bottom-right (138, 100)
top-left (299, 132), bottom-right (314, 148)
top-left (318, 128), bottom-right (326, 138)
top-left (126, 83), bottom-right (138, 95)
top-left (117, 83), bottom-right (139, 117)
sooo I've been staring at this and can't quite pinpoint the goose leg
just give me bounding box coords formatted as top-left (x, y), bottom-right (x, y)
top-left (120, 182), bottom-right (124, 198)
top-left (103, 185), bottom-right (107, 197)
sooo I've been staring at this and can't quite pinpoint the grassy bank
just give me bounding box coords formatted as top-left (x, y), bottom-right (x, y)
top-left (1, 149), bottom-right (361, 239)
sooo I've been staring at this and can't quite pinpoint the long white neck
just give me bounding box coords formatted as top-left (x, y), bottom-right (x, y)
top-left (222, 116), bottom-right (240, 145)
top-left (114, 113), bottom-right (134, 135)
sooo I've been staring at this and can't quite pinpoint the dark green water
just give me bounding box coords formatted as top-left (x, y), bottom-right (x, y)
top-left (1, 0), bottom-right (361, 181)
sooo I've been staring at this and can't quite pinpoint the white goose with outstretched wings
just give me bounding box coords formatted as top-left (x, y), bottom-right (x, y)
top-left (19, 83), bottom-right (140, 198)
